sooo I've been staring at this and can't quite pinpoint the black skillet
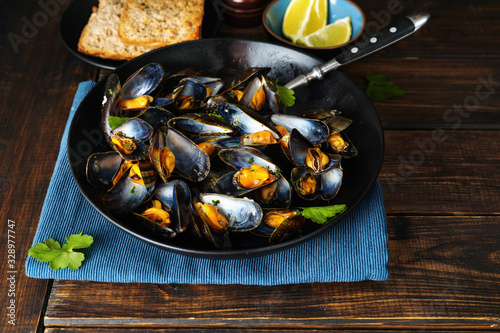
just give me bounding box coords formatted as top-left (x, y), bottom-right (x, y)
top-left (67, 14), bottom-right (429, 258)
top-left (67, 38), bottom-right (383, 258)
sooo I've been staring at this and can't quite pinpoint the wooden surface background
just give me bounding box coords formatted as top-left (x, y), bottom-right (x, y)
top-left (0, 0), bottom-right (499, 332)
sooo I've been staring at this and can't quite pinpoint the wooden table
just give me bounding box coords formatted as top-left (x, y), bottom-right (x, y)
top-left (1, 0), bottom-right (499, 331)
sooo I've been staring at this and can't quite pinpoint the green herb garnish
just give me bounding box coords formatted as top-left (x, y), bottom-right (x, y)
top-left (247, 157), bottom-right (254, 164)
top-left (275, 166), bottom-right (282, 177)
top-left (28, 232), bottom-right (94, 270)
top-left (364, 74), bottom-right (406, 102)
top-left (108, 116), bottom-right (130, 130)
top-left (299, 204), bottom-right (347, 224)
top-left (212, 200), bottom-right (220, 206)
top-left (277, 84), bottom-right (296, 107)
top-left (208, 113), bottom-right (226, 123)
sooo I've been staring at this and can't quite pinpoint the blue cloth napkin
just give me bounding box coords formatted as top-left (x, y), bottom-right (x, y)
top-left (25, 81), bottom-right (389, 285)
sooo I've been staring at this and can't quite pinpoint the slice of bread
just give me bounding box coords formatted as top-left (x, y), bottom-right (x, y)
top-left (117, 0), bottom-right (204, 46)
top-left (77, 0), bottom-right (162, 61)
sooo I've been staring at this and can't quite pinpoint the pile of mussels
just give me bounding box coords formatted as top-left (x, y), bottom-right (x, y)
top-left (86, 63), bottom-right (357, 249)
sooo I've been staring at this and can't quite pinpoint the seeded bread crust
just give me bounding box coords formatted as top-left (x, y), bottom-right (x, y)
top-left (117, 0), bottom-right (204, 46)
top-left (77, 0), bottom-right (162, 61)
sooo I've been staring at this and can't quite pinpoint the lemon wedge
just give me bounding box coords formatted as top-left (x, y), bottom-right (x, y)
top-left (282, 0), bottom-right (328, 43)
top-left (299, 17), bottom-right (352, 47)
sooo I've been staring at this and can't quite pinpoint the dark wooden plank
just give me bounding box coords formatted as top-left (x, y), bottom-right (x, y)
top-left (0, 1), bottom-right (98, 332)
top-left (219, 0), bottom-right (500, 58)
top-left (380, 130), bottom-right (500, 214)
top-left (44, 216), bottom-right (500, 330)
top-left (322, 0), bottom-right (500, 58)
top-left (341, 58), bottom-right (500, 128)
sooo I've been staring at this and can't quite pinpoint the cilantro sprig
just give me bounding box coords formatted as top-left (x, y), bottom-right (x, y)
top-left (365, 73), bottom-right (406, 102)
top-left (299, 204), bottom-right (347, 224)
top-left (28, 232), bottom-right (94, 270)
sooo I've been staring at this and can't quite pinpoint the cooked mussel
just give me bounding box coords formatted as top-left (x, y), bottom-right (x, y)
top-left (216, 147), bottom-right (280, 197)
top-left (253, 209), bottom-right (305, 243)
top-left (287, 129), bottom-right (341, 173)
top-left (154, 180), bottom-right (192, 234)
top-left (86, 151), bottom-right (124, 189)
top-left (150, 127), bottom-right (210, 183)
top-left (102, 163), bottom-right (149, 214)
top-left (271, 114), bottom-right (329, 145)
top-left (218, 103), bottom-right (281, 140)
top-left (290, 164), bottom-right (343, 201)
top-left (198, 193), bottom-right (263, 232)
top-left (167, 113), bottom-right (235, 138)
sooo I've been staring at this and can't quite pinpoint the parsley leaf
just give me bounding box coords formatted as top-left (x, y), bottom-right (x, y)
top-left (208, 112), bottom-right (226, 123)
top-left (212, 199), bottom-right (220, 206)
top-left (108, 116), bottom-right (130, 130)
top-left (28, 232), bottom-right (94, 270)
top-left (364, 74), bottom-right (406, 102)
top-left (277, 84), bottom-right (295, 107)
top-left (247, 157), bottom-right (254, 164)
top-left (299, 204), bottom-right (347, 224)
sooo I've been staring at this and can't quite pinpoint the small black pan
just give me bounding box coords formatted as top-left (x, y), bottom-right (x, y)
top-left (68, 38), bottom-right (384, 258)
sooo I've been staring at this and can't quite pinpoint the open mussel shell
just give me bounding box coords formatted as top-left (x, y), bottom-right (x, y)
top-left (191, 208), bottom-right (231, 250)
top-left (138, 160), bottom-right (157, 197)
top-left (262, 76), bottom-right (280, 114)
top-left (112, 118), bottom-right (153, 142)
top-left (199, 193), bottom-right (262, 232)
top-left (219, 67), bottom-right (271, 93)
top-left (326, 131), bottom-right (358, 158)
top-left (164, 78), bottom-right (209, 112)
top-left (286, 128), bottom-right (341, 173)
top-left (101, 74), bottom-right (122, 140)
top-left (132, 200), bottom-right (177, 239)
top-left (157, 69), bottom-right (222, 96)
top-left (102, 164), bottom-right (148, 214)
top-left (271, 114), bottom-right (329, 145)
top-left (218, 103), bottom-right (281, 140)
top-left (290, 164), bottom-right (343, 201)
top-left (110, 134), bottom-right (150, 161)
top-left (176, 78), bottom-right (208, 101)
top-left (86, 151), bottom-right (123, 189)
top-left (253, 209), bottom-right (305, 244)
top-left (149, 127), bottom-right (211, 183)
top-left (168, 113), bottom-right (235, 138)
top-left (239, 75), bottom-right (279, 113)
top-left (253, 176), bottom-right (292, 209)
top-left (216, 148), bottom-right (280, 196)
top-left (218, 147), bottom-right (278, 173)
top-left (301, 109), bottom-right (353, 138)
top-left (139, 107), bottom-right (175, 130)
top-left (164, 128), bottom-right (211, 182)
top-left (149, 127), bottom-right (174, 183)
top-left (192, 136), bottom-right (232, 159)
top-left (209, 136), bottom-right (242, 149)
top-left (214, 169), bottom-right (279, 198)
top-left (104, 116), bottom-right (153, 161)
top-left (120, 63), bottom-right (164, 101)
top-left (269, 211), bottom-right (305, 244)
top-left (154, 180), bottom-right (192, 234)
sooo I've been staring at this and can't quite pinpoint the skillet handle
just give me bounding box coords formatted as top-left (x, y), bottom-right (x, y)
top-left (285, 13), bottom-right (430, 90)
